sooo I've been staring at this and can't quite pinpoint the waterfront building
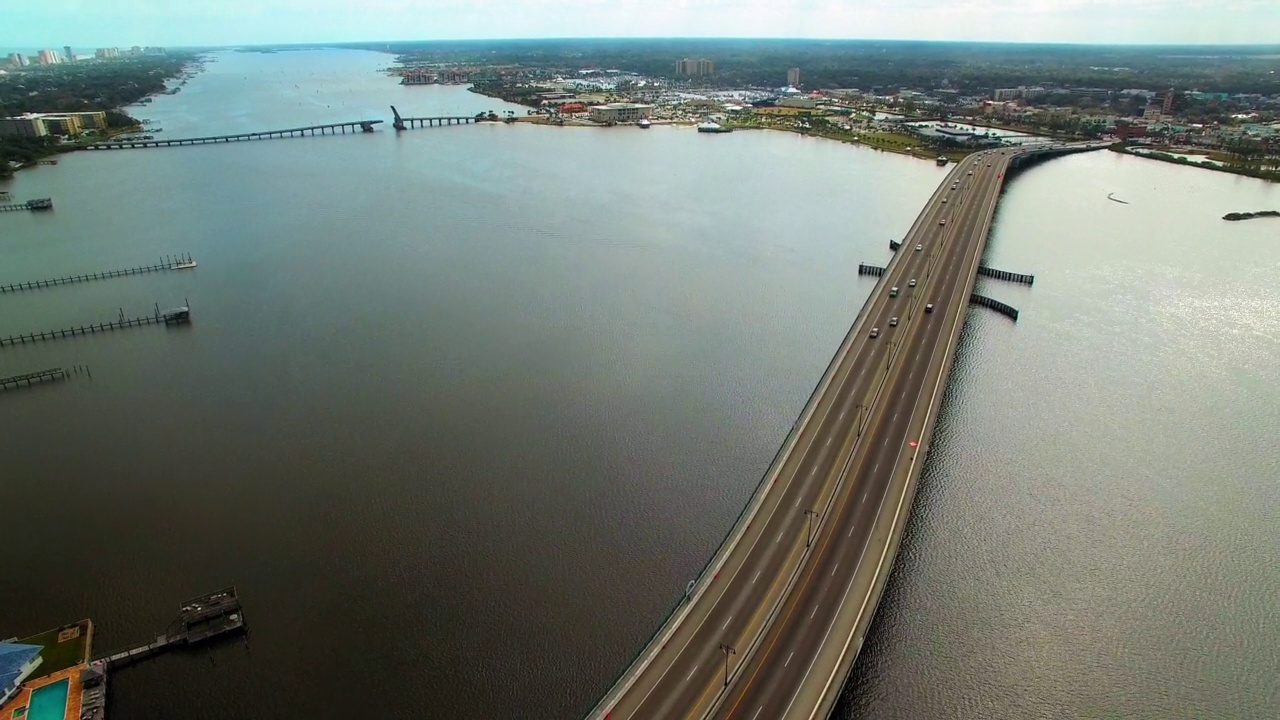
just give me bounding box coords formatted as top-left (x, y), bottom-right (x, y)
top-left (0, 642), bottom-right (43, 707)
top-left (95, 47), bottom-right (120, 59)
top-left (0, 111), bottom-right (107, 138)
top-left (675, 58), bottom-right (714, 76)
top-left (41, 116), bottom-right (82, 135)
top-left (589, 103), bottom-right (654, 123)
top-left (64, 46), bottom-right (73, 63)
top-left (0, 115), bottom-right (49, 138)
top-left (37, 49), bottom-right (59, 65)
top-left (787, 67), bottom-right (801, 87)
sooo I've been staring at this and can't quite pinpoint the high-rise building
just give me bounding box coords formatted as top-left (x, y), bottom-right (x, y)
top-left (675, 58), bottom-right (714, 76)
top-left (64, 46), bottom-right (73, 63)
top-left (5, 53), bottom-right (25, 68)
top-left (1160, 88), bottom-right (1178, 115)
top-left (37, 49), bottom-right (59, 65)
top-left (95, 47), bottom-right (120, 60)
top-left (787, 67), bottom-right (801, 87)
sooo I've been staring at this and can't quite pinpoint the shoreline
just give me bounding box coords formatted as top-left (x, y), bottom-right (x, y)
top-left (1113, 145), bottom-right (1280, 183)
top-left (512, 115), bottom-right (972, 162)
top-left (2, 56), bottom-right (201, 179)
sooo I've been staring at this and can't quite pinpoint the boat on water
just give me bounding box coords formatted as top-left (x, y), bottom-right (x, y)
top-left (172, 260), bottom-right (198, 270)
top-left (637, 118), bottom-right (651, 129)
top-left (936, 156), bottom-right (949, 166)
top-left (697, 121), bottom-right (732, 134)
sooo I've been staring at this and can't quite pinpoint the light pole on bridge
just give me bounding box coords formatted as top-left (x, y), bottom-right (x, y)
top-left (719, 643), bottom-right (736, 688)
top-left (804, 509), bottom-right (819, 548)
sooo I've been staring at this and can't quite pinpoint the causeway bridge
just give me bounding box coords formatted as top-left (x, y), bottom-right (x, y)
top-left (586, 141), bottom-right (1108, 720)
top-left (85, 120), bottom-right (383, 150)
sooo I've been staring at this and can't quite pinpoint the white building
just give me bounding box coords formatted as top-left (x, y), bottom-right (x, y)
top-left (589, 103), bottom-right (654, 123)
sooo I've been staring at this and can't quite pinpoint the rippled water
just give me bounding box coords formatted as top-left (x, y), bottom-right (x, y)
top-left (1, 50), bottom-right (1276, 720)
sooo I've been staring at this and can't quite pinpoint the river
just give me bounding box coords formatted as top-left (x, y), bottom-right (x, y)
top-left (1, 49), bottom-right (1276, 720)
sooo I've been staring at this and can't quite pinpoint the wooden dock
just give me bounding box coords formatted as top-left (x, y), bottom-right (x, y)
top-left (0, 255), bottom-right (195, 294)
top-left (0, 367), bottom-right (67, 389)
top-left (85, 120), bottom-right (383, 150)
top-left (92, 586), bottom-right (247, 670)
top-left (0, 302), bottom-right (191, 348)
top-left (0, 198), bottom-right (53, 212)
top-left (76, 587), bottom-right (245, 719)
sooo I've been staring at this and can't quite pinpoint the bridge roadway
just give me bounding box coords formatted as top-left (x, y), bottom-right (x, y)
top-left (709, 148), bottom-right (1011, 720)
top-left (588, 142), bottom-right (1105, 720)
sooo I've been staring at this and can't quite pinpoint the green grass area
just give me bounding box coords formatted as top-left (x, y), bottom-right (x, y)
top-left (18, 621), bottom-right (91, 678)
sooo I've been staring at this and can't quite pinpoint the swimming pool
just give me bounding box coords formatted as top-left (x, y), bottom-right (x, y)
top-left (25, 679), bottom-right (69, 720)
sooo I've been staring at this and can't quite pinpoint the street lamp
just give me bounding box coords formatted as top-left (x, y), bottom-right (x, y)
top-left (804, 509), bottom-right (819, 548)
top-left (719, 644), bottom-right (736, 687)
top-left (854, 403), bottom-right (868, 436)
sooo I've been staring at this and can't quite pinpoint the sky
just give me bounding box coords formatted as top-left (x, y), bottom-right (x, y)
top-left (4, 0), bottom-right (1280, 50)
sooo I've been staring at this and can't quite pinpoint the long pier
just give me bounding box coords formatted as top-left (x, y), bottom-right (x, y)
top-left (0, 367), bottom-right (66, 389)
top-left (0, 198), bottom-right (53, 212)
top-left (85, 120), bottom-right (383, 150)
top-left (0, 255), bottom-right (195, 294)
top-left (0, 302), bottom-right (190, 348)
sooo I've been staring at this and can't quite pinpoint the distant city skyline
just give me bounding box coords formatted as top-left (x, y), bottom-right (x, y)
top-left (3, 0), bottom-right (1279, 48)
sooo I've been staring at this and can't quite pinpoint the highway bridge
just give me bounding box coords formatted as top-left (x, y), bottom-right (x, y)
top-left (586, 141), bottom-right (1107, 720)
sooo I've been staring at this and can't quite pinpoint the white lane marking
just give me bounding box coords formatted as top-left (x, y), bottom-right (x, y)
top-left (722, 615), bottom-right (733, 630)
top-left (839, 409), bottom-right (845, 419)
top-left (861, 492), bottom-right (867, 504)
top-left (686, 664), bottom-right (699, 682)
top-left (893, 411), bottom-right (899, 422)
top-left (848, 524), bottom-right (856, 537)
top-left (776, 530), bottom-right (784, 544)
top-left (751, 708), bottom-right (764, 720)
top-left (786, 652), bottom-right (795, 668)
top-left (831, 562), bottom-right (839, 577)
top-left (794, 495), bottom-right (801, 507)
top-left (753, 570), bottom-right (762, 585)
top-left (826, 437), bottom-right (832, 446)
top-left (873, 462), bottom-right (880, 473)
top-left (811, 604), bottom-right (819, 618)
